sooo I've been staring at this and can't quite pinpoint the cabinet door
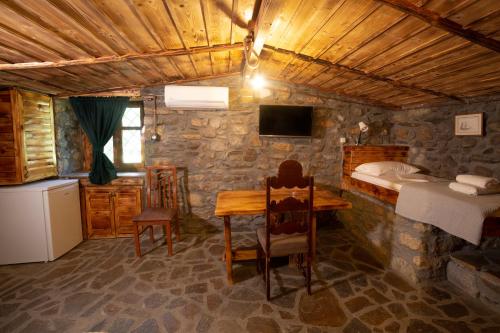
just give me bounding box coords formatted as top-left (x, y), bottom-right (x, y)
top-left (85, 188), bottom-right (115, 239)
top-left (114, 187), bottom-right (142, 237)
top-left (19, 90), bottom-right (57, 183)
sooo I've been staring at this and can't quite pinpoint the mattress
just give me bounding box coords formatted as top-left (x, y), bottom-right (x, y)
top-left (351, 171), bottom-right (443, 192)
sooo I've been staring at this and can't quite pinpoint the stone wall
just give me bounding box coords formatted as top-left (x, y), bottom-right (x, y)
top-left (53, 98), bottom-right (83, 175)
top-left (141, 76), bottom-right (391, 225)
top-left (337, 191), bottom-right (465, 283)
top-left (391, 101), bottom-right (500, 179)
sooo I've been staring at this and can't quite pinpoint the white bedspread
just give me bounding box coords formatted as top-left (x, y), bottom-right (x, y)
top-left (395, 182), bottom-right (500, 245)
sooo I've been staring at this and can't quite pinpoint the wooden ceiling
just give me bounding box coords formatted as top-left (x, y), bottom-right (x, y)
top-left (0, 0), bottom-right (499, 108)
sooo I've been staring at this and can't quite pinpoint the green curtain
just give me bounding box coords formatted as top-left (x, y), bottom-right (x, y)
top-left (69, 96), bottom-right (129, 185)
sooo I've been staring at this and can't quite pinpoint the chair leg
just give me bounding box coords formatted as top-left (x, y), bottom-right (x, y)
top-left (133, 223), bottom-right (141, 257)
top-left (175, 217), bottom-right (181, 242)
top-left (266, 256), bottom-right (271, 301)
top-left (166, 222), bottom-right (173, 256)
top-left (306, 254), bottom-right (312, 295)
top-left (149, 225), bottom-right (155, 243)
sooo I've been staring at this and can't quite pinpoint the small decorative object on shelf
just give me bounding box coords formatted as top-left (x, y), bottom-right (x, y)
top-left (356, 121), bottom-right (369, 145)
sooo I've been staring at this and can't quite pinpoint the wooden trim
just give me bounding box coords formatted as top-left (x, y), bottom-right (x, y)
top-left (0, 43), bottom-right (244, 71)
top-left (264, 45), bottom-right (464, 102)
top-left (375, 0), bottom-right (500, 53)
top-left (56, 72), bottom-right (241, 97)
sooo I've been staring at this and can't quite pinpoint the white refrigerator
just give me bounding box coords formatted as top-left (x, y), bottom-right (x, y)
top-left (0, 179), bottom-right (83, 265)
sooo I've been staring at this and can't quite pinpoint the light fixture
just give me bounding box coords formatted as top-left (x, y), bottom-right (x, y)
top-left (243, 8), bottom-right (253, 22)
top-left (250, 74), bottom-right (266, 90)
top-left (357, 121), bottom-right (369, 145)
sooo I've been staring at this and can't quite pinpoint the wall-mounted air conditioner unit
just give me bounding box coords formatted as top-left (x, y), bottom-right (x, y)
top-left (164, 85), bottom-right (229, 109)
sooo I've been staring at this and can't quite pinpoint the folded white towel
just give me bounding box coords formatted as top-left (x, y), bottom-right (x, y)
top-left (449, 182), bottom-right (500, 196)
top-left (456, 174), bottom-right (499, 189)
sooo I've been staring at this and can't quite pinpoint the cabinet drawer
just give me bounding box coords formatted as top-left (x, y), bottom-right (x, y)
top-left (86, 190), bottom-right (113, 211)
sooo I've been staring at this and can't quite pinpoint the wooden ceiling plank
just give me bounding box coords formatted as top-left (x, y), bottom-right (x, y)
top-left (298, 0), bottom-right (375, 57)
top-left (265, 0), bottom-right (331, 82)
top-left (263, 45), bottom-right (462, 101)
top-left (2, 70), bottom-right (82, 93)
top-left (0, 0), bottom-right (152, 85)
top-left (127, 0), bottom-right (182, 50)
top-left (56, 71), bottom-right (241, 97)
top-left (282, 1), bottom-right (380, 79)
top-left (373, 37), bottom-right (474, 78)
top-left (442, 0), bottom-right (500, 29)
top-left (291, 63), bottom-right (328, 85)
top-left (274, 0), bottom-right (346, 53)
top-left (386, 43), bottom-right (487, 82)
top-left (228, 50), bottom-right (244, 72)
top-left (89, 0), bottom-right (163, 52)
top-left (0, 2), bottom-right (92, 59)
top-left (321, 4), bottom-right (405, 64)
top-left (305, 67), bottom-right (344, 87)
top-left (164, 0), bottom-right (209, 48)
top-left (129, 0), bottom-right (183, 49)
top-left (357, 26), bottom-right (450, 74)
top-left (7, 0), bottom-right (118, 57)
top-left (0, 77), bottom-right (62, 95)
top-left (321, 73), bottom-right (363, 90)
top-left (0, 43), bottom-right (243, 71)
top-left (418, 64), bottom-right (498, 94)
top-left (190, 53), bottom-right (214, 77)
top-left (339, 16), bottom-right (430, 69)
top-left (403, 52), bottom-right (500, 87)
top-left (199, 0), bottom-right (215, 75)
top-left (46, 0), bottom-right (140, 54)
top-left (375, 0), bottom-right (500, 53)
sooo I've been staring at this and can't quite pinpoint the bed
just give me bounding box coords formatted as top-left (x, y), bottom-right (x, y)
top-left (341, 145), bottom-right (500, 238)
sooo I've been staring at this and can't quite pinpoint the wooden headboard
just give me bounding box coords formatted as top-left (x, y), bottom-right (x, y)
top-left (342, 145), bottom-right (410, 204)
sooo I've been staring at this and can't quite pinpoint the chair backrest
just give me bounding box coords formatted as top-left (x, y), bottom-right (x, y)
top-left (146, 165), bottom-right (177, 209)
top-left (266, 160), bottom-right (313, 245)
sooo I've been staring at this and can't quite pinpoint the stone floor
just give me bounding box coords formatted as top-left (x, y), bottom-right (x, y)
top-left (1, 222), bottom-right (499, 333)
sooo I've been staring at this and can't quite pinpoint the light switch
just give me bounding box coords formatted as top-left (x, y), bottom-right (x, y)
top-left (340, 137), bottom-right (346, 144)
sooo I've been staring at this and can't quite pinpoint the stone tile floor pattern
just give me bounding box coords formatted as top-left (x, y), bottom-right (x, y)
top-left (1, 223), bottom-right (499, 333)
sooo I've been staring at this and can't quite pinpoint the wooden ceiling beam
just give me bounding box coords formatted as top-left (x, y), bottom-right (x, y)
top-left (264, 45), bottom-right (464, 102)
top-left (375, 0), bottom-right (500, 53)
top-left (0, 43), bottom-right (243, 71)
top-left (56, 71), bottom-right (241, 97)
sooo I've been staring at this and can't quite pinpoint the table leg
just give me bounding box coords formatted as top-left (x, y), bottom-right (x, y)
top-left (223, 215), bottom-right (233, 285)
top-left (312, 213), bottom-right (317, 261)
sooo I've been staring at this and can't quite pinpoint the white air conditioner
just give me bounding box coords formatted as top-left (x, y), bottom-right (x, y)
top-left (164, 85), bottom-right (229, 109)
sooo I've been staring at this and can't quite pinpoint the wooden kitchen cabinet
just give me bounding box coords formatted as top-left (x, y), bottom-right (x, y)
top-left (0, 88), bottom-right (57, 185)
top-left (81, 177), bottom-right (143, 239)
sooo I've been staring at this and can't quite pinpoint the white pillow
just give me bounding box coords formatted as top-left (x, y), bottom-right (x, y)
top-left (354, 161), bottom-right (420, 176)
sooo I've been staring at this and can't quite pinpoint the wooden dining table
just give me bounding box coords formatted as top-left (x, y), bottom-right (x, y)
top-left (214, 188), bottom-right (352, 284)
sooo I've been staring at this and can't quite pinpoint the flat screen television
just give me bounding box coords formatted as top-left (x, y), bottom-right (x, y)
top-left (259, 105), bottom-right (313, 137)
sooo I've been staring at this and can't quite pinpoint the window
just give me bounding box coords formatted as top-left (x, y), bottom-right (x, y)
top-left (81, 101), bottom-right (144, 171)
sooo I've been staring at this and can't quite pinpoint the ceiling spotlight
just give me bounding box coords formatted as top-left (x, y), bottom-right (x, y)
top-left (250, 74), bottom-right (266, 90)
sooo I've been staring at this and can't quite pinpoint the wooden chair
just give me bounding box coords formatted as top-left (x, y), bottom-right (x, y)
top-left (132, 165), bottom-right (180, 256)
top-left (256, 160), bottom-right (314, 300)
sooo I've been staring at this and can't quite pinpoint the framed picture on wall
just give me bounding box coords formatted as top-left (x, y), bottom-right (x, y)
top-left (455, 113), bottom-right (483, 136)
